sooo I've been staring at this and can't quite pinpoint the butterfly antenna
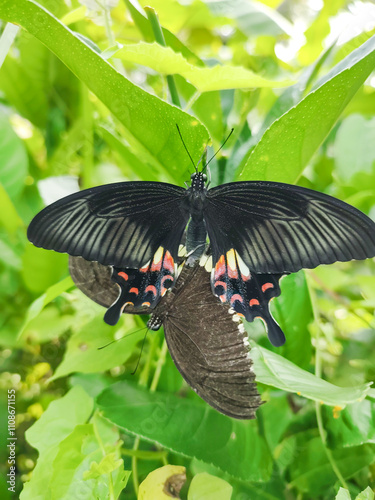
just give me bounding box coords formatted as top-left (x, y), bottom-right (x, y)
top-left (202, 128), bottom-right (234, 172)
top-left (131, 327), bottom-right (150, 375)
top-left (98, 326), bottom-right (147, 350)
top-left (176, 124), bottom-right (197, 173)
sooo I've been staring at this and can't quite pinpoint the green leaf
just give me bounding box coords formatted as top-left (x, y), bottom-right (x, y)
top-left (0, 113), bottom-right (28, 200)
top-left (252, 344), bottom-right (372, 407)
top-left (237, 35), bottom-right (375, 182)
top-left (20, 386), bottom-right (93, 500)
top-left (18, 276), bottom-right (75, 339)
top-left (49, 315), bottom-right (145, 381)
top-left (21, 245), bottom-right (68, 293)
top-left (97, 381), bottom-right (273, 481)
top-left (0, 184), bottom-right (24, 235)
top-left (335, 487), bottom-right (352, 500)
top-left (270, 272), bottom-right (313, 369)
top-left (188, 472), bottom-right (233, 500)
top-left (356, 486), bottom-right (375, 500)
top-left (113, 42), bottom-right (292, 92)
top-left (0, 0), bottom-right (208, 185)
top-left (324, 399), bottom-right (375, 448)
top-left (138, 465), bottom-right (186, 500)
top-left (206, 0), bottom-right (293, 36)
top-left (289, 438), bottom-right (374, 495)
top-left (50, 423), bottom-right (130, 500)
top-left (334, 114), bottom-right (375, 183)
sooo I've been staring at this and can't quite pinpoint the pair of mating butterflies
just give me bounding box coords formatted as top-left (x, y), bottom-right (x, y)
top-left (28, 169), bottom-right (375, 418)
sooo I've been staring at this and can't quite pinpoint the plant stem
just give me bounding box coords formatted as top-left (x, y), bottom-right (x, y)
top-left (0, 23), bottom-right (19, 69)
top-left (150, 337), bottom-right (168, 393)
top-left (93, 412), bottom-right (116, 500)
top-left (145, 6), bottom-right (181, 108)
top-left (307, 276), bottom-right (349, 489)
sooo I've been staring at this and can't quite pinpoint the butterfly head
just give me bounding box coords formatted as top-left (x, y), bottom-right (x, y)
top-left (190, 172), bottom-right (208, 192)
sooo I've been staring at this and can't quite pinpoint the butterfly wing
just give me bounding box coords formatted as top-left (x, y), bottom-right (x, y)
top-left (205, 181), bottom-right (375, 273)
top-left (211, 249), bottom-right (285, 347)
top-left (163, 263), bottom-right (262, 419)
top-left (69, 256), bottom-right (152, 316)
top-left (28, 182), bottom-right (189, 268)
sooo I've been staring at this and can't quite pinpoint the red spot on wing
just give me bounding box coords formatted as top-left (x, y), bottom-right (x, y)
top-left (162, 251), bottom-right (174, 272)
top-left (241, 273), bottom-right (250, 282)
top-left (161, 275), bottom-right (174, 285)
top-left (145, 285), bottom-right (158, 296)
top-left (249, 299), bottom-right (260, 306)
top-left (227, 266), bottom-right (239, 279)
top-left (129, 287), bottom-right (139, 295)
top-left (230, 294), bottom-right (244, 304)
top-left (214, 255), bottom-right (226, 279)
top-left (219, 294), bottom-right (227, 303)
top-left (214, 280), bottom-right (227, 291)
top-left (262, 283), bottom-right (274, 292)
top-left (142, 302), bottom-right (151, 307)
top-left (118, 272), bottom-right (128, 281)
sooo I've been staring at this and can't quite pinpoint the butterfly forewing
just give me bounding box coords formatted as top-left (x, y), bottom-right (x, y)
top-left (28, 182), bottom-right (189, 269)
top-left (204, 181), bottom-right (375, 274)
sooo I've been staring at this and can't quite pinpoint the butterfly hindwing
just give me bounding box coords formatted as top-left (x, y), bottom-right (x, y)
top-left (104, 247), bottom-right (176, 325)
top-left (28, 182), bottom-right (189, 269)
top-left (211, 249), bottom-right (285, 347)
top-left (162, 262), bottom-right (262, 419)
top-left (204, 181), bottom-right (375, 274)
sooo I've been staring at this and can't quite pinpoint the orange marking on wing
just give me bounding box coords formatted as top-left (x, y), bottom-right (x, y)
top-left (151, 246), bottom-right (163, 271)
top-left (214, 255), bottom-right (226, 279)
top-left (226, 249), bottom-right (239, 279)
top-left (129, 287), bottom-right (139, 295)
top-left (145, 285), bottom-right (158, 296)
top-left (122, 301), bottom-right (134, 311)
top-left (139, 262), bottom-right (150, 272)
top-left (118, 272), bottom-right (128, 280)
top-left (161, 287), bottom-right (168, 297)
top-left (241, 273), bottom-right (250, 282)
top-left (237, 312), bottom-right (245, 318)
top-left (161, 275), bottom-right (174, 284)
top-left (262, 283), bottom-right (274, 292)
top-left (219, 294), bottom-right (227, 303)
top-left (230, 294), bottom-right (244, 304)
top-left (214, 280), bottom-right (227, 291)
top-left (249, 299), bottom-right (260, 306)
top-left (142, 302), bottom-right (151, 307)
top-left (162, 250), bottom-right (174, 272)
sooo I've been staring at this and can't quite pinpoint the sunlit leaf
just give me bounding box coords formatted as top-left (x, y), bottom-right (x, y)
top-left (113, 42), bottom-right (293, 92)
top-left (0, 0), bottom-right (208, 185)
top-left (238, 35), bottom-right (375, 182)
top-left (252, 344), bottom-right (372, 406)
top-left (188, 472), bottom-right (232, 500)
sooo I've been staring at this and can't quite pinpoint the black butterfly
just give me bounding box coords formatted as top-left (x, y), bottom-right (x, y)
top-left (28, 172), bottom-right (375, 346)
top-left (69, 255), bottom-right (262, 419)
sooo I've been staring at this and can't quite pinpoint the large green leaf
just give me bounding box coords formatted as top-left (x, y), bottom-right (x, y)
top-left (237, 35), bottom-right (375, 182)
top-left (252, 344), bottom-right (372, 407)
top-left (0, 0), bottom-right (208, 185)
top-left (188, 472), bottom-right (232, 500)
top-left (96, 380), bottom-right (273, 482)
top-left (112, 42), bottom-right (292, 92)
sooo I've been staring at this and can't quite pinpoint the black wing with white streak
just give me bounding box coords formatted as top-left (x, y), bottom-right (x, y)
top-left (28, 182), bottom-right (189, 268)
top-left (204, 181), bottom-right (375, 274)
top-left (162, 264), bottom-right (262, 419)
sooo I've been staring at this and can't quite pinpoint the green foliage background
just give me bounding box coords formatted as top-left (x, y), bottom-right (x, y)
top-left (0, 0), bottom-right (375, 499)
